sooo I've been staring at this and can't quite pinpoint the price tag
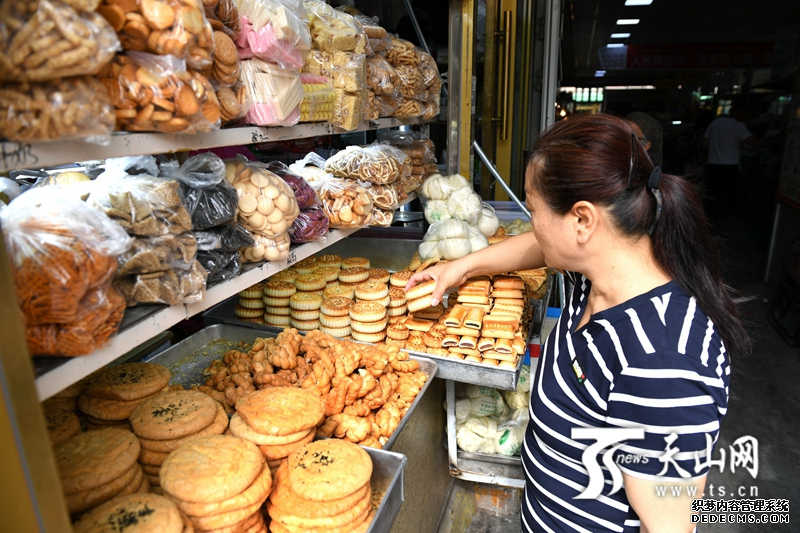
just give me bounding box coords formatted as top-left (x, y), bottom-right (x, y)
top-left (250, 130), bottom-right (269, 143)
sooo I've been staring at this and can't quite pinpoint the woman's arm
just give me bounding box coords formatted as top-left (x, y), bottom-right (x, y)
top-left (623, 473), bottom-right (706, 533)
top-left (406, 231), bottom-right (546, 305)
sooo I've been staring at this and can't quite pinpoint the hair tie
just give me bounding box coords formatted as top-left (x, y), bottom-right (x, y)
top-left (647, 166), bottom-right (661, 190)
top-left (647, 166), bottom-right (663, 235)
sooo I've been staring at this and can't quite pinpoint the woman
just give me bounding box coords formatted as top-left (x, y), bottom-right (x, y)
top-left (407, 114), bottom-right (748, 532)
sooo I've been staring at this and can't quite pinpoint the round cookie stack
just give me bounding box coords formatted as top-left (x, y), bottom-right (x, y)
top-left (129, 390), bottom-right (229, 494)
top-left (318, 296), bottom-right (353, 338)
top-left (232, 387), bottom-right (325, 473)
top-left (338, 265), bottom-right (370, 290)
top-left (405, 279), bottom-right (437, 314)
top-left (44, 403), bottom-right (81, 445)
top-left (315, 254), bottom-right (343, 270)
top-left (44, 379), bottom-right (84, 414)
top-left (387, 287), bottom-right (408, 320)
top-left (290, 273), bottom-right (327, 332)
top-left (160, 435), bottom-right (270, 533)
top-left (79, 363), bottom-right (172, 432)
top-left (266, 440), bottom-right (374, 532)
top-left (385, 323), bottom-right (410, 349)
top-left (291, 256), bottom-right (318, 274)
top-left (236, 283), bottom-right (266, 324)
top-left (262, 280), bottom-right (297, 328)
top-left (72, 493), bottom-right (185, 533)
top-left (349, 300), bottom-right (388, 343)
top-left (54, 428), bottom-right (148, 516)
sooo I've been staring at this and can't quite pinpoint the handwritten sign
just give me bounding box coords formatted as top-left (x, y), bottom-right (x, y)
top-left (1, 143), bottom-right (39, 171)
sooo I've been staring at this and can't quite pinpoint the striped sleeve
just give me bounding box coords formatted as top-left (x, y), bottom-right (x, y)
top-left (606, 349), bottom-right (726, 480)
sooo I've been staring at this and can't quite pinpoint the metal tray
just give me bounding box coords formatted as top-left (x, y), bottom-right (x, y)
top-left (142, 323), bottom-right (438, 451)
top-left (365, 447), bottom-right (408, 533)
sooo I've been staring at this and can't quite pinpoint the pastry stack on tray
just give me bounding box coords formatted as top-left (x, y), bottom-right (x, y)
top-left (129, 390), bottom-right (229, 494)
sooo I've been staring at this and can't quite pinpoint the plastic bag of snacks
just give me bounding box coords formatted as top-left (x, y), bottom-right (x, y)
top-left (115, 233), bottom-right (198, 276)
top-left (241, 231), bottom-right (290, 263)
top-left (394, 64), bottom-right (424, 100)
top-left (98, 52), bottom-right (220, 133)
top-left (194, 222), bottom-right (254, 251)
top-left (203, 0), bottom-right (240, 37)
top-left (0, 0), bottom-right (120, 82)
top-left (262, 161), bottom-right (319, 210)
top-left (235, 0), bottom-right (311, 69)
top-left (331, 52), bottom-right (366, 93)
top-left (304, 0), bottom-right (366, 54)
top-left (289, 206), bottom-right (329, 243)
top-left (369, 208), bottom-right (393, 227)
top-left (287, 152), bottom-right (334, 184)
top-left (114, 259), bottom-right (207, 306)
top-left (361, 182), bottom-right (403, 211)
top-left (196, 30), bottom-right (240, 86)
top-left (97, 0), bottom-right (210, 60)
top-left (332, 88), bottom-right (366, 131)
top-left (239, 59), bottom-right (302, 126)
top-left (418, 51), bottom-right (443, 93)
top-left (391, 98), bottom-right (422, 119)
top-left (375, 92), bottom-right (402, 117)
top-left (325, 144), bottom-right (411, 185)
top-left (366, 55), bottom-right (399, 96)
top-left (196, 249), bottom-right (240, 285)
top-left (228, 158), bottom-right (300, 238)
top-left (298, 73), bottom-right (335, 122)
top-left (385, 37), bottom-right (419, 67)
top-left (310, 178), bottom-right (372, 229)
top-left (0, 77), bottom-right (116, 143)
top-left (364, 91), bottom-right (380, 121)
top-left (89, 167), bottom-right (193, 236)
top-left (0, 189), bottom-right (132, 355)
top-left (215, 83), bottom-right (250, 125)
top-left (160, 154), bottom-right (238, 230)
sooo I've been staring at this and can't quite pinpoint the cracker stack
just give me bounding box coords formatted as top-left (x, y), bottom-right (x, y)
top-left (72, 493), bottom-right (185, 533)
top-left (78, 363), bottom-right (172, 431)
top-left (231, 387), bottom-right (326, 473)
top-left (130, 390), bottom-right (229, 494)
top-left (236, 282), bottom-right (267, 325)
top-left (263, 280), bottom-right (296, 328)
top-left (54, 428), bottom-right (148, 516)
top-left (160, 435), bottom-right (270, 533)
top-left (267, 440), bottom-right (374, 532)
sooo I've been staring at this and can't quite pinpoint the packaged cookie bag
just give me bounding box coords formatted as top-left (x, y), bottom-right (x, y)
top-left (235, 0), bottom-right (311, 69)
top-left (1, 188), bottom-right (132, 356)
top-left (0, 0), bottom-right (120, 82)
top-left (98, 51), bottom-right (220, 133)
top-left (311, 177), bottom-right (372, 229)
top-left (324, 144), bottom-right (412, 185)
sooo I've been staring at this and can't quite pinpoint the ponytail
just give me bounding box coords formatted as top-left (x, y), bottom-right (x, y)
top-left (531, 113), bottom-right (750, 356)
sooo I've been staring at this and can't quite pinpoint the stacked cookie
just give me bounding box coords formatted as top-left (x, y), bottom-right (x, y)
top-left (44, 403), bottom-right (81, 445)
top-left (130, 391), bottom-right (229, 494)
top-left (43, 379), bottom-right (84, 414)
top-left (235, 283), bottom-right (266, 324)
top-left (54, 428), bottom-right (148, 516)
top-left (160, 435), bottom-right (270, 533)
top-left (267, 440), bottom-right (374, 532)
top-left (231, 387), bottom-right (325, 473)
top-left (349, 300), bottom-right (388, 343)
top-left (480, 275), bottom-right (527, 368)
top-left (78, 363), bottom-right (172, 432)
top-left (262, 280), bottom-right (297, 328)
top-left (319, 295), bottom-right (353, 338)
top-left (290, 272), bottom-right (328, 332)
top-left (442, 303), bottom-right (484, 362)
top-left (72, 493), bottom-right (185, 533)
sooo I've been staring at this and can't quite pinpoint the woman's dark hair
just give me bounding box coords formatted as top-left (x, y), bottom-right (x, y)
top-left (530, 113), bottom-right (750, 356)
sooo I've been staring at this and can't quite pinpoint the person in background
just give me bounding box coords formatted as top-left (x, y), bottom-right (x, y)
top-left (407, 113), bottom-right (749, 533)
top-left (626, 111), bottom-right (663, 167)
top-left (702, 104), bottom-right (777, 233)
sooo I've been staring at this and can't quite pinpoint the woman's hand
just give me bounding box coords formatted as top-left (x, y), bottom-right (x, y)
top-left (406, 259), bottom-right (469, 306)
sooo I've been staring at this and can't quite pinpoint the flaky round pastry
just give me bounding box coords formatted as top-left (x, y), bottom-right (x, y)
top-left (320, 296), bottom-right (353, 316)
top-left (354, 281), bottom-right (389, 301)
top-left (349, 301), bottom-right (387, 322)
top-left (405, 279), bottom-right (436, 301)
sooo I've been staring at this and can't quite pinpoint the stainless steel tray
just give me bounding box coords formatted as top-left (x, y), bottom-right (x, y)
top-left (142, 323), bottom-right (438, 451)
top-left (366, 447), bottom-right (408, 533)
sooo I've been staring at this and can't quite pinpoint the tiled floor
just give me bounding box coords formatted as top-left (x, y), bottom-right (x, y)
top-left (465, 214), bottom-right (799, 532)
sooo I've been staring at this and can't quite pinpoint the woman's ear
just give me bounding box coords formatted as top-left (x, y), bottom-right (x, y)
top-left (571, 201), bottom-right (600, 244)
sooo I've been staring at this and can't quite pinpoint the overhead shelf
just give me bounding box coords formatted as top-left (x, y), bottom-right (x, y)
top-left (0, 117), bottom-right (425, 172)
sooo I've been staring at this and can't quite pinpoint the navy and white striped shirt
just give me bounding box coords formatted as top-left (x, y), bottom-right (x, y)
top-left (521, 273), bottom-right (730, 532)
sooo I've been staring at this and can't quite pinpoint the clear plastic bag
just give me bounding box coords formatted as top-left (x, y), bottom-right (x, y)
top-left (216, 82), bottom-right (251, 125)
top-left (98, 52), bottom-right (220, 133)
top-left (331, 52), bottom-right (366, 93)
top-left (98, 0), bottom-right (209, 60)
top-left (194, 223), bottom-right (255, 251)
top-left (311, 178), bottom-right (373, 228)
top-left (234, 0), bottom-right (310, 68)
top-left (366, 54), bottom-right (398, 96)
top-left (196, 249), bottom-right (241, 286)
top-left (361, 182), bottom-right (402, 211)
top-left (240, 59), bottom-right (303, 126)
top-left (365, 90), bottom-right (380, 121)
top-left (391, 98), bottom-right (423, 119)
top-left (353, 14), bottom-right (386, 40)
top-left (241, 231), bottom-right (291, 263)
top-left (419, 173), bottom-right (470, 201)
top-left (476, 202), bottom-right (500, 238)
top-left (88, 172), bottom-right (193, 236)
top-left (422, 199), bottom-right (451, 223)
top-left (204, 0), bottom-right (240, 37)
top-left (299, 73), bottom-right (335, 122)
top-left (447, 187), bottom-right (483, 225)
top-left (381, 133), bottom-right (437, 164)
top-left (324, 144), bottom-right (411, 185)
top-left (229, 158), bottom-right (300, 238)
top-left (394, 64), bottom-right (423, 99)
top-left (418, 49), bottom-right (443, 93)
top-left (114, 259), bottom-right (207, 306)
top-left (263, 161), bottom-right (319, 210)
top-left (369, 208), bottom-right (392, 227)
top-left (302, 50), bottom-right (332, 76)
top-left (375, 92), bottom-right (402, 117)
top-left (0, 77), bottom-right (116, 143)
top-left (305, 0), bottom-right (365, 53)
top-left (159, 152), bottom-right (225, 188)
top-left (332, 88), bottom-right (366, 131)
top-left (0, 0), bottom-right (120, 82)
top-left (289, 207), bottom-right (329, 243)
top-left (196, 29), bottom-right (239, 85)
top-left (160, 154), bottom-right (237, 229)
top-left (288, 152), bottom-right (334, 184)
top-left (385, 36), bottom-right (419, 67)
top-left (116, 232), bottom-right (198, 277)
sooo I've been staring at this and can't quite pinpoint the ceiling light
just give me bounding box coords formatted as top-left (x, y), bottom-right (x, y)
top-left (672, 121), bottom-right (682, 125)
top-left (595, 70), bottom-right (606, 77)
top-left (616, 19), bottom-right (640, 25)
top-left (625, 0), bottom-right (653, 5)
top-left (610, 33), bottom-right (631, 38)
top-left (605, 85), bottom-right (657, 90)
top-left (606, 43), bottom-right (625, 48)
